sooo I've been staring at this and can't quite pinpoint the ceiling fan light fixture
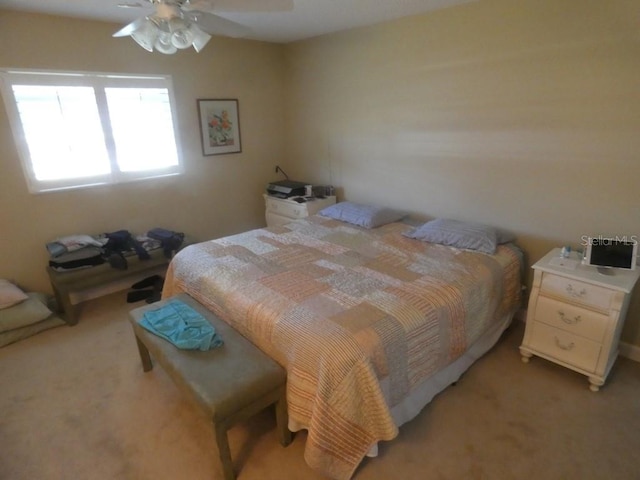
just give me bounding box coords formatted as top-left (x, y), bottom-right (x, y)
top-left (115, 0), bottom-right (262, 54)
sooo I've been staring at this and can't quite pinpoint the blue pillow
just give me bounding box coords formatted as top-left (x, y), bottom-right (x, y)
top-left (404, 218), bottom-right (505, 254)
top-left (318, 201), bottom-right (406, 229)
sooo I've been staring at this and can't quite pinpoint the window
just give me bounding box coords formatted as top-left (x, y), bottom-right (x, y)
top-left (0, 69), bottom-right (183, 193)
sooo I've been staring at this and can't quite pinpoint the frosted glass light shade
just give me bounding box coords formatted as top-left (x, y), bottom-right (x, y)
top-left (131, 19), bottom-right (159, 52)
top-left (171, 25), bottom-right (195, 49)
top-left (155, 31), bottom-right (177, 54)
top-left (191, 25), bottom-right (212, 52)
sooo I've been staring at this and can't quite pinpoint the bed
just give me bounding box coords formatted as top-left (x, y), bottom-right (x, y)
top-left (162, 213), bottom-right (523, 480)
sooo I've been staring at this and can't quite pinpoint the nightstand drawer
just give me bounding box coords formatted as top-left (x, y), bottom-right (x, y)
top-left (540, 273), bottom-right (613, 312)
top-left (264, 195), bottom-right (336, 228)
top-left (529, 322), bottom-right (601, 372)
top-left (534, 296), bottom-right (609, 342)
top-left (265, 199), bottom-right (307, 219)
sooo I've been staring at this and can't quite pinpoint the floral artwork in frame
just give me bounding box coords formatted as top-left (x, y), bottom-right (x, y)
top-left (197, 99), bottom-right (242, 156)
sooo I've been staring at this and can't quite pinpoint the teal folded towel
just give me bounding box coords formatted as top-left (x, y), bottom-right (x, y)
top-left (139, 299), bottom-right (223, 351)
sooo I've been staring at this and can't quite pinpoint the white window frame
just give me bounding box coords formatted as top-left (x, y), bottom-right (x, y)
top-left (0, 68), bottom-right (184, 193)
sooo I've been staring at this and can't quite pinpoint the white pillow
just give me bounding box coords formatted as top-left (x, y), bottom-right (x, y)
top-left (0, 279), bottom-right (29, 310)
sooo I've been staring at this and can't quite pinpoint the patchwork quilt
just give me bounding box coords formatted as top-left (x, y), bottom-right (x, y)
top-left (163, 216), bottom-right (522, 479)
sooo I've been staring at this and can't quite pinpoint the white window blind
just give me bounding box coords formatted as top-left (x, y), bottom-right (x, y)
top-left (0, 69), bottom-right (183, 193)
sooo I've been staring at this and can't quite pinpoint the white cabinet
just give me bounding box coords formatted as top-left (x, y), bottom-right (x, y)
top-left (520, 248), bottom-right (640, 391)
top-left (264, 194), bottom-right (336, 227)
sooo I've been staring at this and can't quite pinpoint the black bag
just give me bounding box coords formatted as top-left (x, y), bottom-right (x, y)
top-left (147, 228), bottom-right (184, 258)
top-left (104, 229), bottom-right (150, 264)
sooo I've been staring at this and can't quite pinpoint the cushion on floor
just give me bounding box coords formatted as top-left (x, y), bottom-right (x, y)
top-left (0, 292), bottom-right (65, 347)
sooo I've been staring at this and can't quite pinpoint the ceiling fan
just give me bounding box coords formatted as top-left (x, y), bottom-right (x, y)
top-left (113, 0), bottom-right (293, 54)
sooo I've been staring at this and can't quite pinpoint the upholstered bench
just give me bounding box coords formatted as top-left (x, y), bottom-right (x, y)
top-left (128, 293), bottom-right (291, 480)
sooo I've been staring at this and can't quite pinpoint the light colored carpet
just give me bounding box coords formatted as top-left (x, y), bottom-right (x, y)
top-left (1, 292), bottom-right (639, 480)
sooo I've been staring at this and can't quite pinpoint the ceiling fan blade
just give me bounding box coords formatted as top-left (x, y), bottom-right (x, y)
top-left (184, 0), bottom-right (293, 13)
top-left (113, 17), bottom-right (146, 37)
top-left (116, 2), bottom-right (146, 8)
top-left (184, 11), bottom-right (251, 38)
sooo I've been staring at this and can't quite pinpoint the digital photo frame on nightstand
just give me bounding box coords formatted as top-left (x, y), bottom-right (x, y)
top-left (584, 237), bottom-right (638, 273)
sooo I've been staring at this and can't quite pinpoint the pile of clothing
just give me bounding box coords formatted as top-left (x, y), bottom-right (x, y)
top-left (47, 228), bottom-right (184, 272)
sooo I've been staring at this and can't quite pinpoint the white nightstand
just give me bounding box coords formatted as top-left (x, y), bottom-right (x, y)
top-left (264, 194), bottom-right (336, 227)
top-left (520, 248), bottom-right (640, 391)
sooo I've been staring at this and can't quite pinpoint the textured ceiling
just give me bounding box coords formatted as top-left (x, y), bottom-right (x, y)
top-left (0, 0), bottom-right (477, 43)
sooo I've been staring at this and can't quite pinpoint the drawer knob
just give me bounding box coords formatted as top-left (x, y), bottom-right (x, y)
top-left (554, 337), bottom-right (575, 351)
top-left (566, 284), bottom-right (587, 299)
top-left (557, 311), bottom-right (582, 325)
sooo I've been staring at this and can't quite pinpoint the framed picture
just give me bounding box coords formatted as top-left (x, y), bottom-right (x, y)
top-left (197, 99), bottom-right (242, 156)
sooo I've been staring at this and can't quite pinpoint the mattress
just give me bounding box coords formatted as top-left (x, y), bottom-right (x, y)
top-left (162, 216), bottom-right (522, 479)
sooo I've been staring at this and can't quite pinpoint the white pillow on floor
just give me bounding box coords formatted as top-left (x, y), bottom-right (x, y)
top-left (0, 279), bottom-right (28, 310)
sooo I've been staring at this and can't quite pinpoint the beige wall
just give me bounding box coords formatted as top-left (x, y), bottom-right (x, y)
top-left (283, 0), bottom-right (640, 346)
top-left (0, 11), bottom-right (286, 292)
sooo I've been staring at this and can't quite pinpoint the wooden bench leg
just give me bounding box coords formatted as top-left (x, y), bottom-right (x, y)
top-left (134, 335), bottom-right (153, 372)
top-left (275, 390), bottom-right (292, 447)
top-left (51, 284), bottom-right (79, 325)
top-left (213, 422), bottom-right (235, 480)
